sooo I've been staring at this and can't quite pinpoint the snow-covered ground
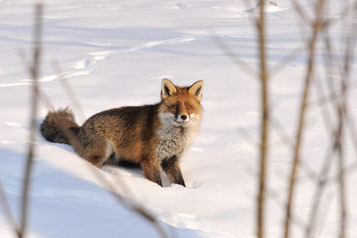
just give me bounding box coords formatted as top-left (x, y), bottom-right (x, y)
top-left (1, 0), bottom-right (357, 237)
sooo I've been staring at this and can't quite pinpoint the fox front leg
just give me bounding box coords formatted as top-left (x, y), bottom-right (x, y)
top-left (141, 157), bottom-right (163, 186)
top-left (161, 155), bottom-right (185, 187)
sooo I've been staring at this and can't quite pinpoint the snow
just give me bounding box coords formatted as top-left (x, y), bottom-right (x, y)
top-left (1, 0), bottom-right (357, 238)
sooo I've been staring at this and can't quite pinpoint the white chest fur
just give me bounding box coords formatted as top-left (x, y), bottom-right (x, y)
top-left (156, 114), bottom-right (201, 161)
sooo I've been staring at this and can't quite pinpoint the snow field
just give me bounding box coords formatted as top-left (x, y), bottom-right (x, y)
top-left (1, 0), bottom-right (357, 238)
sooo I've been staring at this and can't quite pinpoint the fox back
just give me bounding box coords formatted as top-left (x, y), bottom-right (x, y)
top-left (40, 78), bottom-right (204, 187)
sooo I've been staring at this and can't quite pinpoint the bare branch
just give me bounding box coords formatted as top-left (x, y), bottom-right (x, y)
top-left (210, 35), bottom-right (257, 77)
top-left (284, 1), bottom-right (326, 237)
top-left (256, 1), bottom-right (270, 238)
top-left (19, 3), bottom-right (43, 238)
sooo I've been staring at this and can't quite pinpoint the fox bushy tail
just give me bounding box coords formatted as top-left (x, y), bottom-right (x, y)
top-left (40, 108), bottom-right (98, 165)
top-left (40, 108), bottom-right (80, 145)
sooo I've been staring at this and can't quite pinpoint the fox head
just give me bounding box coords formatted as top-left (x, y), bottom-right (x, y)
top-left (159, 78), bottom-right (203, 127)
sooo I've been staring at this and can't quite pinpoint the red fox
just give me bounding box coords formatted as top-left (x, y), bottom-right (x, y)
top-left (40, 78), bottom-right (203, 187)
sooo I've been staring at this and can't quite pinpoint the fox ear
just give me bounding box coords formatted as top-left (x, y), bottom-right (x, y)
top-left (161, 78), bottom-right (177, 99)
top-left (188, 80), bottom-right (204, 102)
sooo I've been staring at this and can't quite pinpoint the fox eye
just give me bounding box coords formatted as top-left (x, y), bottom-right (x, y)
top-left (186, 105), bottom-right (192, 110)
top-left (171, 105), bottom-right (178, 109)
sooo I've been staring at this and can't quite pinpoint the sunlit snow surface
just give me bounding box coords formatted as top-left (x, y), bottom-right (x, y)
top-left (1, 0), bottom-right (357, 237)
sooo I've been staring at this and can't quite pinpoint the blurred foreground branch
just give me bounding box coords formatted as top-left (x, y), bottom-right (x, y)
top-left (256, 1), bottom-right (269, 238)
top-left (283, 1), bottom-right (326, 237)
top-left (19, 3), bottom-right (43, 238)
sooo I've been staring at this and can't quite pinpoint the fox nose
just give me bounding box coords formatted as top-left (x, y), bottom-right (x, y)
top-left (181, 115), bottom-right (187, 120)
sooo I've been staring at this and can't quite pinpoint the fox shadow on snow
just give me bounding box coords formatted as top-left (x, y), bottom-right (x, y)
top-left (40, 139), bottom-right (173, 187)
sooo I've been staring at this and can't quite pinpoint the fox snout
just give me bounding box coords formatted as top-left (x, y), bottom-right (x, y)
top-left (169, 104), bottom-right (190, 123)
top-left (175, 114), bottom-right (188, 125)
top-left (179, 114), bottom-right (187, 121)
top-left (175, 112), bottom-right (190, 123)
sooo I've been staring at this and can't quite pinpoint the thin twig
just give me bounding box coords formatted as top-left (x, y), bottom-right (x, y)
top-left (305, 30), bottom-right (342, 237)
top-left (265, 186), bottom-right (306, 231)
top-left (51, 61), bottom-right (87, 121)
top-left (0, 181), bottom-right (20, 235)
top-left (305, 141), bottom-right (337, 238)
top-left (19, 3), bottom-right (43, 238)
top-left (19, 51), bottom-right (54, 110)
top-left (284, 1), bottom-right (326, 237)
top-left (322, 1), bottom-right (357, 32)
top-left (210, 35), bottom-right (257, 77)
top-left (290, 0), bottom-right (312, 25)
top-left (334, 7), bottom-right (357, 237)
top-left (336, 96), bottom-right (347, 238)
top-left (270, 44), bottom-right (306, 76)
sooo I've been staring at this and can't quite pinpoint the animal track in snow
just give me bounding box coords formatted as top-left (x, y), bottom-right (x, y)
top-left (175, 2), bottom-right (187, 9)
top-left (0, 82), bottom-right (30, 88)
top-left (1, 74), bottom-right (63, 88)
top-left (22, 74), bottom-right (59, 83)
top-left (129, 37), bottom-right (195, 52)
top-left (4, 121), bottom-right (22, 129)
top-left (90, 52), bottom-right (111, 61)
top-left (162, 212), bottom-right (235, 238)
top-left (73, 57), bottom-right (93, 70)
top-left (65, 70), bottom-right (93, 78)
top-left (73, 51), bottom-right (112, 71)
top-left (87, 41), bottom-right (112, 47)
top-left (2, 36), bottom-right (190, 89)
top-left (170, 213), bottom-right (199, 228)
